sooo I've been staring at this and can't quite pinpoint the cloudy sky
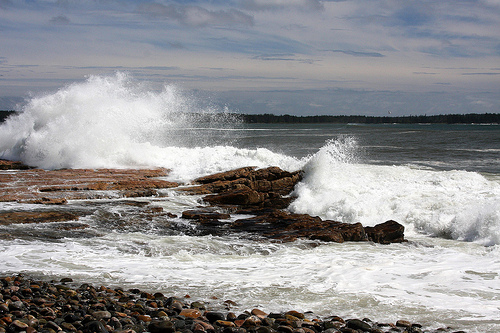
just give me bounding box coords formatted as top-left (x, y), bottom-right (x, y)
top-left (1, 0), bottom-right (499, 115)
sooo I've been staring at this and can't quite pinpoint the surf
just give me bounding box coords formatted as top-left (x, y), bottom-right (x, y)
top-left (0, 73), bottom-right (302, 180)
top-left (290, 138), bottom-right (500, 245)
top-left (1, 73), bottom-right (499, 245)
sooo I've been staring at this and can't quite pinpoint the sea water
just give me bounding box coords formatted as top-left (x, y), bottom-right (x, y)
top-left (0, 73), bottom-right (499, 332)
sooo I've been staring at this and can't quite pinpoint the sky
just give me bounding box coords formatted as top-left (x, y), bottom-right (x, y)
top-left (1, 0), bottom-right (499, 116)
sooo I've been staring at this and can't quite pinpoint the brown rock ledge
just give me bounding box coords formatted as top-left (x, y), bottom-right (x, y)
top-left (0, 161), bottom-right (405, 244)
top-left (181, 166), bottom-right (405, 244)
top-left (0, 160), bottom-right (178, 203)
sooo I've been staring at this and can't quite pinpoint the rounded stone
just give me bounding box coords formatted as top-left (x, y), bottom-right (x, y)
top-left (396, 320), bottom-right (411, 328)
top-left (206, 312), bottom-right (226, 323)
top-left (242, 315), bottom-right (262, 327)
top-left (179, 309), bottom-right (202, 319)
top-left (93, 311), bottom-right (112, 320)
top-left (346, 319), bottom-right (371, 331)
top-left (190, 301), bottom-right (206, 310)
top-left (60, 322), bottom-right (77, 332)
top-left (286, 311), bottom-right (304, 320)
top-left (257, 326), bottom-right (275, 333)
top-left (11, 320), bottom-right (29, 330)
top-left (215, 320), bottom-right (236, 328)
top-left (226, 312), bottom-right (237, 321)
top-left (251, 309), bottom-right (268, 319)
top-left (277, 325), bottom-right (293, 333)
top-left (148, 320), bottom-right (175, 333)
top-left (136, 315), bottom-right (152, 322)
top-left (85, 320), bottom-right (110, 333)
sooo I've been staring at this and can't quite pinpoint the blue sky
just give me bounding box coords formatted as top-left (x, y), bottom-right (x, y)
top-left (1, 0), bottom-right (499, 115)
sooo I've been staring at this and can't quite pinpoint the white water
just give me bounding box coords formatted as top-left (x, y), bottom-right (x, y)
top-left (1, 73), bottom-right (499, 332)
top-left (290, 137), bottom-right (500, 246)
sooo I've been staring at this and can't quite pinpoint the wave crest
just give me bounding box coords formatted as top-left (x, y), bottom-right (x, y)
top-left (0, 73), bottom-right (238, 170)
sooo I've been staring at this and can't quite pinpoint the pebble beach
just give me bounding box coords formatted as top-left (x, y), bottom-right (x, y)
top-left (0, 275), bottom-right (467, 333)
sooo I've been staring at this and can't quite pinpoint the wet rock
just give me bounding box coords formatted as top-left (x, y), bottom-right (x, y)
top-left (365, 220), bottom-right (405, 244)
top-left (194, 167), bottom-right (303, 208)
top-left (93, 311), bottom-right (112, 320)
top-left (179, 309), bottom-right (202, 319)
top-left (85, 320), bottom-right (109, 333)
top-left (215, 320), bottom-right (235, 328)
top-left (204, 186), bottom-right (266, 206)
top-left (251, 309), bottom-right (267, 320)
top-left (395, 320), bottom-right (411, 328)
top-left (0, 166), bottom-right (176, 203)
top-left (148, 320), bottom-right (175, 333)
top-left (0, 160), bottom-right (32, 170)
top-left (229, 209), bottom-right (369, 243)
top-left (0, 211), bottom-right (80, 226)
top-left (10, 320), bottom-right (29, 331)
top-left (346, 319), bottom-right (371, 331)
top-left (177, 167), bottom-right (405, 244)
top-left (24, 197), bottom-right (68, 205)
top-left (182, 211), bottom-right (231, 222)
top-left (206, 312), bottom-right (226, 323)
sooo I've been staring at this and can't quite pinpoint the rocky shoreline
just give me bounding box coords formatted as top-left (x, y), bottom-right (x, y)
top-left (0, 161), bottom-right (466, 332)
top-left (0, 161), bottom-right (404, 244)
top-left (0, 275), bottom-right (466, 333)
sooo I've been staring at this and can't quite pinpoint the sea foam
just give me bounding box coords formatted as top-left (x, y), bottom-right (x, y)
top-left (0, 73), bottom-right (301, 180)
top-left (289, 138), bottom-right (500, 245)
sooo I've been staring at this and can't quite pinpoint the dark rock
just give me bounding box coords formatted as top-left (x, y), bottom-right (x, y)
top-left (277, 326), bottom-right (293, 333)
top-left (9, 320), bottom-right (29, 331)
top-left (0, 211), bottom-right (80, 226)
top-left (148, 320), bottom-right (176, 333)
top-left (177, 167), bottom-right (405, 244)
top-left (93, 310), bottom-right (112, 320)
top-left (346, 319), bottom-right (371, 331)
top-left (195, 167), bottom-right (256, 184)
top-left (230, 209), bottom-right (368, 243)
top-left (395, 320), bottom-right (411, 328)
top-left (0, 160), bottom-right (32, 170)
top-left (182, 210), bottom-right (231, 221)
top-left (205, 312), bottom-right (226, 323)
top-left (365, 220), bottom-right (405, 244)
top-left (204, 186), bottom-right (265, 206)
top-left (184, 167), bottom-right (302, 206)
top-left (85, 321), bottom-right (109, 333)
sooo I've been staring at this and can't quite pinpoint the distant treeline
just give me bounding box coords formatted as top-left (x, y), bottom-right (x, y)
top-left (241, 113), bottom-right (500, 124)
top-left (2, 110), bottom-right (499, 124)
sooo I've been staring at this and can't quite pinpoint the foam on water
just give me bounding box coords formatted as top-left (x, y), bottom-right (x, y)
top-left (290, 138), bottom-right (500, 245)
top-left (1, 233), bottom-right (499, 331)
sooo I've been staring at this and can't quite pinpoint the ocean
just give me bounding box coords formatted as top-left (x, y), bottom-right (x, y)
top-left (0, 73), bottom-right (499, 332)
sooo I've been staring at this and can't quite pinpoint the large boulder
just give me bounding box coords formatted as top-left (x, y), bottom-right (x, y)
top-left (365, 220), bottom-right (405, 244)
top-left (179, 166), bottom-right (406, 244)
top-left (181, 206), bottom-right (405, 244)
top-left (183, 166), bottom-right (303, 208)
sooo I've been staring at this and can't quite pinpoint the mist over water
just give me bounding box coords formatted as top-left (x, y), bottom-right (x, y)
top-left (0, 73), bottom-right (259, 174)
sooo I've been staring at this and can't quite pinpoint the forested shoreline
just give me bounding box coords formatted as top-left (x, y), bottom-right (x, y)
top-left (241, 113), bottom-right (500, 124)
top-left (1, 110), bottom-right (499, 124)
